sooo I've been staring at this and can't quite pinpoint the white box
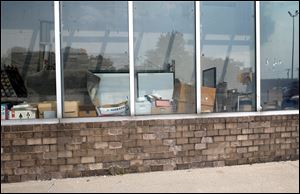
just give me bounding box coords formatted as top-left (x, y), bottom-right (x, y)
top-left (135, 98), bottom-right (152, 115)
top-left (9, 109), bottom-right (37, 120)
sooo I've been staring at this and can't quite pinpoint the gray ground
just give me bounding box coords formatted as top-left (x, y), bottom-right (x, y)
top-left (1, 160), bottom-right (299, 193)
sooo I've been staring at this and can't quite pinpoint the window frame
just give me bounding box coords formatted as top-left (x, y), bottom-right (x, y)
top-left (1, 1), bottom-right (298, 126)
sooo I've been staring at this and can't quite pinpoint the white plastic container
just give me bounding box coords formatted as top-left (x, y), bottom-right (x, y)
top-left (135, 97), bottom-right (152, 115)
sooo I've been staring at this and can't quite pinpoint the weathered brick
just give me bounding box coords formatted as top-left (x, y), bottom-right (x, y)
top-left (108, 128), bottom-right (123, 136)
top-left (281, 144), bottom-right (290, 149)
top-left (214, 136), bottom-right (225, 142)
top-left (5, 161), bottom-right (20, 168)
top-left (182, 131), bottom-right (194, 138)
top-left (67, 157), bottom-right (81, 164)
top-left (253, 140), bottom-right (264, 145)
top-left (14, 168), bottom-right (28, 175)
top-left (237, 147), bottom-right (247, 154)
top-left (264, 128), bottom-right (275, 133)
top-left (27, 138), bottom-right (42, 145)
top-left (214, 123), bottom-right (225, 130)
top-left (59, 165), bottom-right (73, 172)
top-left (260, 134), bottom-right (270, 139)
top-left (12, 139), bottom-right (26, 146)
top-left (163, 139), bottom-right (175, 146)
top-left (81, 157), bottom-right (95, 163)
top-left (201, 137), bottom-right (213, 143)
top-left (177, 138), bottom-right (189, 145)
top-left (109, 142), bottom-right (122, 149)
top-left (237, 135), bottom-right (248, 141)
top-left (207, 130), bottom-right (218, 136)
top-left (130, 160), bottom-right (143, 166)
top-left (226, 123), bottom-right (237, 129)
top-left (281, 132), bottom-right (291, 138)
top-left (94, 142), bottom-right (108, 149)
top-left (195, 143), bottom-right (206, 150)
top-left (143, 134), bottom-right (156, 140)
top-left (230, 129), bottom-right (242, 135)
top-left (275, 127), bottom-right (286, 132)
top-left (176, 125), bottom-right (189, 132)
top-left (225, 135), bottom-right (237, 141)
top-left (42, 138), bottom-right (57, 145)
top-left (219, 130), bottom-right (230, 136)
top-left (248, 146), bottom-right (259, 152)
top-left (242, 140), bottom-right (253, 146)
top-left (242, 129), bottom-right (253, 134)
top-left (124, 154), bottom-right (136, 160)
top-left (89, 163), bottom-right (103, 170)
top-left (58, 151), bottom-right (72, 158)
top-left (20, 160), bottom-right (35, 167)
top-left (254, 128), bottom-right (264, 134)
top-left (237, 122), bottom-right (248, 129)
top-left (1, 154), bottom-right (11, 161)
top-left (230, 141), bottom-right (242, 147)
top-left (249, 134), bottom-right (259, 140)
top-left (194, 131), bottom-right (206, 137)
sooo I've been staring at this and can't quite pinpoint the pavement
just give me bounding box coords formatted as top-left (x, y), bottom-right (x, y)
top-left (1, 160), bottom-right (299, 193)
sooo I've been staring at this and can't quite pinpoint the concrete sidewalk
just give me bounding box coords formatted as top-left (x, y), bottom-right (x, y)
top-left (1, 161), bottom-right (299, 193)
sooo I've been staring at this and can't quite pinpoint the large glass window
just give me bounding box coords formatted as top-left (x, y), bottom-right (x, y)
top-left (61, 1), bottom-right (129, 117)
top-left (200, 1), bottom-right (256, 113)
top-left (133, 1), bottom-right (196, 115)
top-left (1, 1), bottom-right (56, 120)
top-left (260, 1), bottom-right (299, 111)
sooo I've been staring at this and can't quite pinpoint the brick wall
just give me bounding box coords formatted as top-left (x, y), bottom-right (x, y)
top-left (1, 115), bottom-right (299, 183)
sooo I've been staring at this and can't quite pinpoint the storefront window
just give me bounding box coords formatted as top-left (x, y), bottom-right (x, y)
top-left (260, 1), bottom-right (299, 111)
top-left (133, 1), bottom-right (196, 115)
top-left (61, 1), bottom-right (129, 117)
top-left (200, 1), bottom-right (256, 113)
top-left (1, 1), bottom-right (56, 120)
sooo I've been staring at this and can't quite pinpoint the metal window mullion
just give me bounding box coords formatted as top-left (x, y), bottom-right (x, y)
top-left (128, 1), bottom-right (135, 116)
top-left (196, 1), bottom-right (201, 114)
top-left (54, 1), bottom-right (63, 119)
top-left (255, 1), bottom-right (261, 112)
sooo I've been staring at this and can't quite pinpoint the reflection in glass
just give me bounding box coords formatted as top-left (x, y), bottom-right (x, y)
top-left (200, 1), bottom-right (256, 113)
top-left (61, 1), bottom-right (129, 117)
top-left (133, 1), bottom-right (196, 115)
top-left (261, 1), bottom-right (299, 110)
top-left (1, 1), bottom-right (56, 120)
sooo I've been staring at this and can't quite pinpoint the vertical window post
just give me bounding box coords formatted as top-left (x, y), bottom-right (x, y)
top-left (54, 1), bottom-right (63, 118)
top-left (196, 1), bottom-right (201, 114)
top-left (128, 1), bottom-right (135, 116)
top-left (255, 1), bottom-right (262, 111)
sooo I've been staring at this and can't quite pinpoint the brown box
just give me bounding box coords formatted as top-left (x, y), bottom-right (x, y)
top-left (79, 105), bottom-right (97, 117)
top-left (151, 106), bottom-right (173, 114)
top-left (38, 101), bottom-right (56, 118)
top-left (173, 79), bottom-right (195, 103)
top-left (202, 105), bottom-right (214, 113)
top-left (177, 100), bottom-right (195, 113)
top-left (64, 101), bottom-right (79, 118)
top-left (201, 87), bottom-right (216, 106)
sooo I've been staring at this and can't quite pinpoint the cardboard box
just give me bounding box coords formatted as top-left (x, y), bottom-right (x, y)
top-left (176, 100), bottom-right (195, 113)
top-left (1, 104), bottom-right (8, 120)
top-left (202, 105), bottom-right (214, 113)
top-left (79, 105), bottom-right (97, 117)
top-left (201, 87), bottom-right (216, 106)
top-left (9, 109), bottom-right (37, 120)
top-left (64, 101), bottom-right (79, 118)
top-left (174, 80), bottom-right (195, 103)
top-left (151, 106), bottom-right (173, 114)
top-left (38, 101), bottom-right (56, 118)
